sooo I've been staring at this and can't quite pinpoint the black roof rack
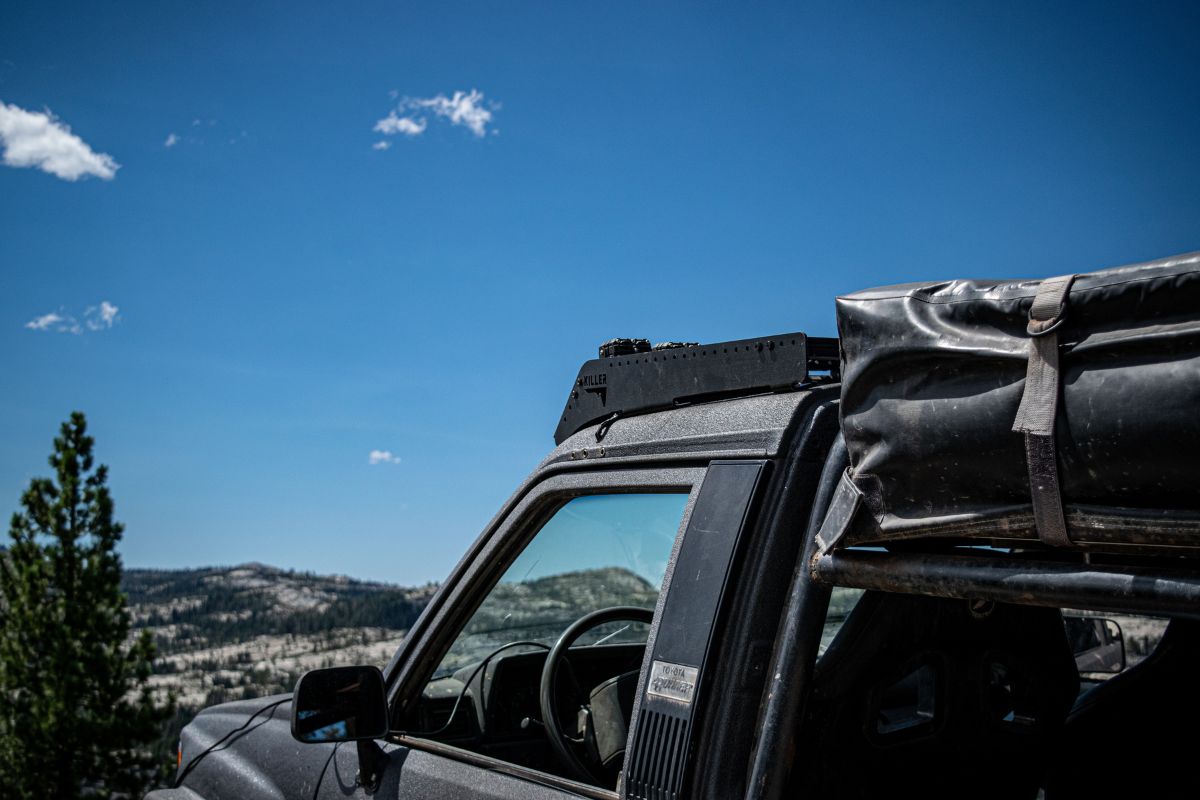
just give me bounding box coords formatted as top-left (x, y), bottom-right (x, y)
top-left (554, 332), bottom-right (840, 445)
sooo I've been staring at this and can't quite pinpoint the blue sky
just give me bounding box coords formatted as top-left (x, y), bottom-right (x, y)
top-left (2, 1), bottom-right (1198, 584)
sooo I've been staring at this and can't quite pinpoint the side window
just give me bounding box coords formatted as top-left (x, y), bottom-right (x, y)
top-left (819, 587), bottom-right (865, 658)
top-left (802, 592), bottom-right (1184, 799)
top-left (410, 492), bottom-right (688, 788)
top-left (798, 591), bottom-right (1090, 798)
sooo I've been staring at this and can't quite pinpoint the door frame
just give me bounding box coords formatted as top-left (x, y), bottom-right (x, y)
top-left (380, 466), bottom-right (708, 797)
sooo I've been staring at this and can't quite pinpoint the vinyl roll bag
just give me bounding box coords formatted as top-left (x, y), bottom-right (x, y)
top-left (822, 251), bottom-right (1200, 553)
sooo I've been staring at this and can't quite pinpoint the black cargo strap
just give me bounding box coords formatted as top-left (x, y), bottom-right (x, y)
top-left (814, 468), bottom-right (863, 554)
top-left (1012, 274), bottom-right (1076, 548)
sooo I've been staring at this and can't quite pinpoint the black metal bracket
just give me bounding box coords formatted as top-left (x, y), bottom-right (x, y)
top-left (555, 333), bottom-right (838, 444)
top-left (355, 739), bottom-right (386, 794)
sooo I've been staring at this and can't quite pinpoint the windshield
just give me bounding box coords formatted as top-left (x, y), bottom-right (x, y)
top-left (431, 492), bottom-right (688, 680)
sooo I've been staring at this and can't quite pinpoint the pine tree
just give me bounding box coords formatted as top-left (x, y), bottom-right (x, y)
top-left (0, 412), bottom-right (175, 799)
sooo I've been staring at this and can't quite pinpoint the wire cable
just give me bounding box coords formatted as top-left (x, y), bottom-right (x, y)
top-left (310, 740), bottom-right (342, 800)
top-left (174, 696), bottom-right (291, 788)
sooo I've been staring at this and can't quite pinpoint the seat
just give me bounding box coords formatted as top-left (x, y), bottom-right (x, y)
top-left (795, 592), bottom-right (1079, 799)
top-left (1046, 618), bottom-right (1200, 800)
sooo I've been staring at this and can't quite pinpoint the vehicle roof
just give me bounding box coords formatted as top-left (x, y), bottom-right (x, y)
top-left (540, 385), bottom-right (838, 471)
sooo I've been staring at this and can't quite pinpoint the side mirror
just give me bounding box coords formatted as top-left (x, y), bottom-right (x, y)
top-left (1064, 616), bottom-right (1126, 674)
top-left (292, 665), bottom-right (389, 744)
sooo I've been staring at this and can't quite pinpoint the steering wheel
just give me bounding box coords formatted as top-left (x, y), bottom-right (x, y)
top-left (539, 606), bottom-right (654, 785)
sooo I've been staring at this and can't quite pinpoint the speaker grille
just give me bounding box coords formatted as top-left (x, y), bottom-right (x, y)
top-left (625, 706), bottom-right (691, 800)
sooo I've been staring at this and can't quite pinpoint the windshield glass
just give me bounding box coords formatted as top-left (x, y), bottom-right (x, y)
top-left (431, 492), bottom-right (688, 680)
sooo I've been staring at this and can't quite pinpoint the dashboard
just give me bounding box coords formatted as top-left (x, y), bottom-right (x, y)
top-left (414, 642), bottom-right (647, 774)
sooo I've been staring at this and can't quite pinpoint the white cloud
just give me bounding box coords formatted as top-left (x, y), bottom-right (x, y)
top-left (84, 300), bottom-right (119, 330)
top-left (25, 311), bottom-right (80, 334)
top-left (368, 449), bottom-right (401, 465)
top-left (412, 90), bottom-right (493, 137)
top-left (373, 89), bottom-right (496, 143)
top-left (25, 312), bottom-right (68, 332)
top-left (374, 113), bottom-right (426, 136)
top-left (164, 132), bottom-right (179, 147)
top-left (372, 140), bottom-right (391, 151)
top-left (0, 101), bottom-right (119, 181)
top-left (25, 300), bottom-right (119, 335)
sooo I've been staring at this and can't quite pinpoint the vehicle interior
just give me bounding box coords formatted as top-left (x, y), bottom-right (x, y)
top-left (796, 563), bottom-right (1198, 800)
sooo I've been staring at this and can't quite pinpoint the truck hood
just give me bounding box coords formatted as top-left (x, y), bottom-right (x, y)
top-left (175, 694), bottom-right (335, 799)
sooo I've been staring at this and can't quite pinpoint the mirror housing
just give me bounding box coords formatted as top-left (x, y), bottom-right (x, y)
top-left (291, 665), bottom-right (389, 744)
top-left (1064, 615), bottom-right (1126, 674)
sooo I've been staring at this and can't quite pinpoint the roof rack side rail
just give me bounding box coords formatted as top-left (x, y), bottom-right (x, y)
top-left (811, 549), bottom-right (1200, 620)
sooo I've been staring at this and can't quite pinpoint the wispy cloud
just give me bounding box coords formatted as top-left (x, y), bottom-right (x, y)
top-left (24, 300), bottom-right (120, 335)
top-left (0, 101), bottom-right (119, 181)
top-left (166, 121), bottom-right (242, 148)
top-left (374, 113), bottom-right (427, 137)
top-left (84, 300), bottom-right (119, 331)
top-left (414, 90), bottom-right (495, 137)
top-left (373, 89), bottom-right (497, 144)
top-left (25, 311), bottom-right (74, 333)
top-left (372, 140), bottom-right (391, 151)
top-left (368, 449), bottom-right (401, 465)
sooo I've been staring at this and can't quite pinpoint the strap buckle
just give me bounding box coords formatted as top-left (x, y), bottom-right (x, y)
top-left (1027, 312), bottom-right (1066, 337)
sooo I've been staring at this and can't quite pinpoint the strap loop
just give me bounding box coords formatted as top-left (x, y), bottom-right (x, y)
top-left (1013, 274), bottom-right (1076, 546)
top-left (1027, 315), bottom-right (1067, 337)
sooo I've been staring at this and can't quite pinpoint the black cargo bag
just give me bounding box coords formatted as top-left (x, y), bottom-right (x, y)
top-left (821, 250), bottom-right (1200, 554)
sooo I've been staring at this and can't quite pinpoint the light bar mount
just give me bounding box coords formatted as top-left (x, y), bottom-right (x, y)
top-left (553, 332), bottom-right (838, 444)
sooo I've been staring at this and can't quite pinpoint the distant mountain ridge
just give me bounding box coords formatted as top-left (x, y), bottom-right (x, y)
top-left (467, 565), bottom-right (658, 635)
top-left (123, 562), bottom-right (436, 657)
top-left (112, 561), bottom-right (439, 758)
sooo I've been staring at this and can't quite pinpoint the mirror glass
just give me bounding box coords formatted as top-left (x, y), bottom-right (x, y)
top-left (1065, 615), bottom-right (1126, 674)
top-left (292, 665), bottom-right (389, 743)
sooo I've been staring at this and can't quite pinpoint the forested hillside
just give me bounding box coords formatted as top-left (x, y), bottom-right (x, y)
top-left (122, 563), bottom-right (437, 748)
top-left (126, 563), bottom-right (433, 655)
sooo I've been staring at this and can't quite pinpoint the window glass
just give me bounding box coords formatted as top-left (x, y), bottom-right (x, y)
top-left (432, 493), bottom-right (688, 679)
top-left (803, 589), bottom-right (1184, 796)
top-left (819, 586), bottom-right (865, 658)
